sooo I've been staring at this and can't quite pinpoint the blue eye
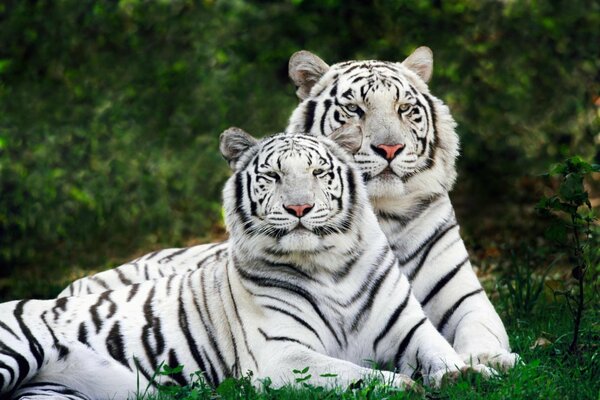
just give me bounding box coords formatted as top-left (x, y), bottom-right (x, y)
top-left (345, 104), bottom-right (364, 117)
top-left (398, 103), bottom-right (411, 113)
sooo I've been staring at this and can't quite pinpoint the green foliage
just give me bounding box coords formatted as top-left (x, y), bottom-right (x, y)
top-left (536, 156), bottom-right (599, 352)
top-left (497, 245), bottom-right (556, 319)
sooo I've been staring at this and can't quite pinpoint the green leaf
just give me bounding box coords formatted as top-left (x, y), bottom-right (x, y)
top-left (545, 222), bottom-right (567, 243)
top-left (319, 373), bottom-right (338, 378)
top-left (295, 374), bottom-right (312, 383)
top-left (559, 173), bottom-right (586, 204)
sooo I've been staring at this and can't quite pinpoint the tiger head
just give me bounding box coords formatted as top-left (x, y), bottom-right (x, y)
top-left (220, 126), bottom-right (370, 268)
top-left (287, 47), bottom-right (459, 213)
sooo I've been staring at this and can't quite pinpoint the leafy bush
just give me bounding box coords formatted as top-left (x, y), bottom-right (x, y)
top-left (0, 0), bottom-right (598, 297)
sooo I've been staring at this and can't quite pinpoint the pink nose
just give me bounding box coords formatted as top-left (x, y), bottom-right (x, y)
top-left (373, 144), bottom-right (405, 160)
top-left (284, 204), bottom-right (314, 218)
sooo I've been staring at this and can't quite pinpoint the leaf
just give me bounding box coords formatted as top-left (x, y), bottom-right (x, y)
top-left (295, 374), bottom-right (312, 383)
top-left (545, 222), bottom-right (567, 243)
top-left (530, 337), bottom-right (552, 350)
top-left (301, 366), bottom-right (309, 374)
top-left (319, 373), bottom-right (338, 378)
top-left (559, 173), bottom-right (586, 204)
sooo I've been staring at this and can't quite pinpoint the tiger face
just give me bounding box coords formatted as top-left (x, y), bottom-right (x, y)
top-left (287, 47), bottom-right (459, 211)
top-left (221, 126), bottom-right (365, 257)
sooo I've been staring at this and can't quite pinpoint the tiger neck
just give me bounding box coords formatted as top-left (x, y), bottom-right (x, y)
top-left (229, 209), bottom-right (381, 278)
top-left (374, 192), bottom-right (457, 246)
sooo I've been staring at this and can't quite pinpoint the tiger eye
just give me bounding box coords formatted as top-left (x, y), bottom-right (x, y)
top-left (265, 171), bottom-right (280, 180)
top-left (398, 103), bottom-right (411, 112)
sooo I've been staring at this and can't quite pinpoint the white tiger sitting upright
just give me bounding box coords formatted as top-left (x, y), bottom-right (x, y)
top-left (0, 129), bottom-right (492, 399)
top-left (60, 47), bottom-right (520, 370)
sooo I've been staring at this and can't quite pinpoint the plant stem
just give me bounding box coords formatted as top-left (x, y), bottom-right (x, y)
top-left (568, 213), bottom-right (585, 353)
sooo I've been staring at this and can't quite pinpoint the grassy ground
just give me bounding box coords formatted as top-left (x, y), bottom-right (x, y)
top-left (130, 300), bottom-right (599, 400)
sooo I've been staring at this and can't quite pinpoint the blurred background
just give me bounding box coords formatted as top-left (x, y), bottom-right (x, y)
top-left (0, 0), bottom-right (598, 300)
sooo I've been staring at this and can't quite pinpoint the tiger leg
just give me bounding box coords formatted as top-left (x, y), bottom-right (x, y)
top-left (416, 260), bottom-right (520, 371)
top-left (259, 344), bottom-right (415, 390)
top-left (27, 343), bottom-right (141, 399)
top-left (0, 301), bottom-right (62, 394)
top-left (12, 382), bottom-right (92, 400)
top-left (443, 293), bottom-right (521, 370)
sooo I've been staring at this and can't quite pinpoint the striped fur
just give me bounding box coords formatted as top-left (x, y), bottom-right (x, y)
top-left (0, 132), bottom-right (492, 398)
top-left (59, 48), bottom-right (519, 369)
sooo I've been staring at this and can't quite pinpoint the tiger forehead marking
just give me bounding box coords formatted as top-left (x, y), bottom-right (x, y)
top-left (253, 135), bottom-right (332, 173)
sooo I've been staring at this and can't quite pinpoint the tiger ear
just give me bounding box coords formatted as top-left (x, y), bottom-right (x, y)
top-left (329, 123), bottom-right (363, 155)
top-left (219, 127), bottom-right (258, 170)
top-left (402, 46), bottom-right (433, 83)
top-left (289, 50), bottom-right (330, 100)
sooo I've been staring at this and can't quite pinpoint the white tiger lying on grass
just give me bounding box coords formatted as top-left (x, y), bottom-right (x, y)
top-left (60, 47), bottom-right (519, 370)
top-left (0, 129), bottom-right (493, 399)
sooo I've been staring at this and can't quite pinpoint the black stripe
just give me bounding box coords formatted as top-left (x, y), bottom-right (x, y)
top-left (421, 94), bottom-right (438, 171)
top-left (77, 323), bottom-right (89, 347)
top-left (0, 321), bottom-right (19, 340)
top-left (93, 292), bottom-right (116, 331)
top-left (264, 305), bottom-right (325, 349)
top-left (115, 268), bottom-right (133, 286)
top-left (234, 263), bottom-right (343, 348)
top-left (14, 301), bottom-right (44, 369)
top-left (177, 279), bottom-right (211, 385)
top-left (303, 100), bottom-right (317, 132)
top-left (106, 321), bottom-right (131, 370)
top-left (141, 287), bottom-right (165, 369)
top-left (133, 356), bottom-right (158, 390)
top-left (350, 255), bottom-right (396, 331)
top-left (16, 382), bottom-right (93, 399)
top-left (0, 339), bottom-right (28, 390)
top-left (320, 99), bottom-right (332, 135)
top-left (158, 247), bottom-right (189, 264)
top-left (394, 317), bottom-right (427, 366)
top-left (437, 288), bottom-right (484, 333)
top-left (89, 276), bottom-right (110, 291)
top-left (372, 289), bottom-right (411, 352)
top-left (258, 328), bottom-right (314, 351)
top-left (234, 173), bottom-right (253, 235)
top-left (189, 275), bottom-right (230, 380)
top-left (421, 256), bottom-right (469, 307)
top-left (396, 219), bottom-right (456, 266)
top-left (225, 265), bottom-right (259, 371)
top-left (126, 283), bottom-right (140, 302)
top-left (167, 349), bottom-right (189, 386)
top-left (332, 245), bottom-right (365, 282)
top-left (40, 311), bottom-right (69, 360)
top-left (51, 297), bottom-right (68, 322)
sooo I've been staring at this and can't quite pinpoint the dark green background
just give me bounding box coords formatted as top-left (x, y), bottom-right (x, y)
top-left (0, 0), bottom-right (598, 300)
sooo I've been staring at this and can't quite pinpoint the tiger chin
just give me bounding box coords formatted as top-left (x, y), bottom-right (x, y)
top-left (0, 128), bottom-right (494, 399)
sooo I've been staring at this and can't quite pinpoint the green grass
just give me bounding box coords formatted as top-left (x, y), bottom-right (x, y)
top-left (131, 302), bottom-right (599, 400)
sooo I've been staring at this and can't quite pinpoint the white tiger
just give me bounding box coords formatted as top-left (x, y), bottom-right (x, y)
top-left (60, 47), bottom-right (519, 369)
top-left (0, 130), bottom-right (492, 399)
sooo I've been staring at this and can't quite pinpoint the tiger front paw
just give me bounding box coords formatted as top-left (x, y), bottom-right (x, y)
top-left (461, 351), bottom-right (522, 371)
top-left (426, 363), bottom-right (496, 388)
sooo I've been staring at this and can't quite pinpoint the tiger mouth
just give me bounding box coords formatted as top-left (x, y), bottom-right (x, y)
top-left (377, 166), bottom-right (398, 178)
